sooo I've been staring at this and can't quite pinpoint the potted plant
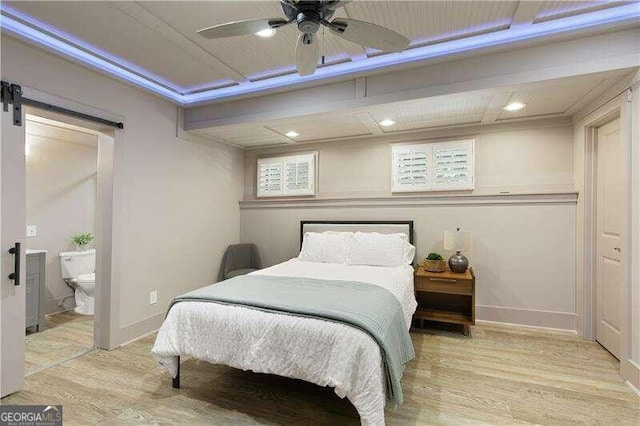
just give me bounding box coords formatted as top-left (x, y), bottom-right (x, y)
top-left (71, 233), bottom-right (94, 251)
top-left (424, 252), bottom-right (446, 273)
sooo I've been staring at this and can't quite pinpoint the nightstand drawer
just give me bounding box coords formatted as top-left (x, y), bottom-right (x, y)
top-left (415, 277), bottom-right (472, 295)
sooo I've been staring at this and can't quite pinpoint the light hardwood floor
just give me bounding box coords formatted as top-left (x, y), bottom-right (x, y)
top-left (25, 311), bottom-right (94, 375)
top-left (5, 324), bottom-right (639, 425)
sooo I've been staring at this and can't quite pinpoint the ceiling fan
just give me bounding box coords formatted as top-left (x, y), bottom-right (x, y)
top-left (197, 0), bottom-right (411, 76)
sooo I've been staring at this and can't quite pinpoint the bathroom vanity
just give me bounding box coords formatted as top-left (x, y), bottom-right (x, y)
top-left (26, 250), bottom-right (46, 332)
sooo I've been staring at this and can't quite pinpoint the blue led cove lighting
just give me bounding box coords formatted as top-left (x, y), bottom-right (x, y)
top-left (1, 2), bottom-right (639, 106)
top-left (0, 12), bottom-right (183, 102)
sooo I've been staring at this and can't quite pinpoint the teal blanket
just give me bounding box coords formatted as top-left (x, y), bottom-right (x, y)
top-left (170, 274), bottom-right (415, 405)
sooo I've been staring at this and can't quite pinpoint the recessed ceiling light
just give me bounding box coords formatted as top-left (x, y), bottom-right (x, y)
top-left (503, 102), bottom-right (527, 111)
top-left (255, 28), bottom-right (276, 38)
top-left (379, 119), bottom-right (396, 127)
top-left (285, 131), bottom-right (299, 138)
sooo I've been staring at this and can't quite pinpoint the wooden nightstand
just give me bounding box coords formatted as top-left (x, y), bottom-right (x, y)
top-left (413, 265), bottom-right (475, 336)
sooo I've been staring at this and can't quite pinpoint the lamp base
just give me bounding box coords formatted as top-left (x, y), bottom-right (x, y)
top-left (448, 251), bottom-right (469, 273)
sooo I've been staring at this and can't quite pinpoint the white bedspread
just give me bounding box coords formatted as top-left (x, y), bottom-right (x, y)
top-left (151, 259), bottom-right (416, 425)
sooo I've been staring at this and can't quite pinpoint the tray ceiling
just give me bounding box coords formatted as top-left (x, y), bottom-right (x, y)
top-left (1, 1), bottom-right (638, 105)
top-left (191, 69), bottom-right (633, 148)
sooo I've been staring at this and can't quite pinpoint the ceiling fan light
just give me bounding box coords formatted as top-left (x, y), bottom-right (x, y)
top-left (255, 28), bottom-right (276, 38)
top-left (285, 131), bottom-right (299, 138)
top-left (503, 102), bottom-right (526, 111)
top-left (379, 119), bottom-right (396, 127)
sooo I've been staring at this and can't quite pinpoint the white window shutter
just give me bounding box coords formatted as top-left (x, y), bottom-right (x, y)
top-left (432, 140), bottom-right (474, 190)
top-left (284, 153), bottom-right (315, 196)
top-left (392, 144), bottom-right (432, 192)
top-left (257, 153), bottom-right (315, 198)
top-left (257, 158), bottom-right (283, 197)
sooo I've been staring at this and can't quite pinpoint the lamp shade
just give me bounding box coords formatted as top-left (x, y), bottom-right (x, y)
top-left (443, 230), bottom-right (473, 252)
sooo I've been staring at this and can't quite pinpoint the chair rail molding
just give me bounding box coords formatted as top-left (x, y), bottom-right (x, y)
top-left (239, 192), bottom-right (578, 209)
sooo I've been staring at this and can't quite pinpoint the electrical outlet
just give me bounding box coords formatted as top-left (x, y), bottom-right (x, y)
top-left (149, 290), bottom-right (158, 305)
top-left (26, 225), bottom-right (37, 237)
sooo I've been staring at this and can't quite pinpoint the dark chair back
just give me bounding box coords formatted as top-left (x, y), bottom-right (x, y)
top-left (218, 244), bottom-right (262, 281)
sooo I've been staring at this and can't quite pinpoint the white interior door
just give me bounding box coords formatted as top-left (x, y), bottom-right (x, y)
top-left (596, 117), bottom-right (622, 359)
top-left (1, 107), bottom-right (27, 397)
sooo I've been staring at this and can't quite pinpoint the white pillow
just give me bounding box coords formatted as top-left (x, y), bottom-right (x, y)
top-left (390, 233), bottom-right (415, 263)
top-left (388, 233), bottom-right (415, 263)
top-left (298, 232), bottom-right (352, 264)
top-left (391, 232), bottom-right (409, 242)
top-left (403, 241), bottom-right (416, 265)
top-left (348, 232), bottom-right (415, 267)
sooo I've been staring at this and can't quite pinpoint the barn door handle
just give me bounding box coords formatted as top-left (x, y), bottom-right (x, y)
top-left (614, 247), bottom-right (621, 252)
top-left (8, 242), bottom-right (21, 286)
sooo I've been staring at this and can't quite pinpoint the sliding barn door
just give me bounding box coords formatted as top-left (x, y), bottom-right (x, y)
top-left (595, 117), bottom-right (622, 359)
top-left (1, 106), bottom-right (26, 396)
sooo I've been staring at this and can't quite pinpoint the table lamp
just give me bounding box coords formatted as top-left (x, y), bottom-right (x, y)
top-left (443, 228), bottom-right (473, 273)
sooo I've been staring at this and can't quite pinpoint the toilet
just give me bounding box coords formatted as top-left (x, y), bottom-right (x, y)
top-left (59, 249), bottom-right (96, 315)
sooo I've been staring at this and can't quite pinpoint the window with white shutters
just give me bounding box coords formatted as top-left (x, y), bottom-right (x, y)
top-left (433, 140), bottom-right (474, 190)
top-left (284, 154), bottom-right (314, 196)
top-left (257, 153), bottom-right (316, 197)
top-left (257, 159), bottom-right (283, 197)
top-left (392, 144), bottom-right (431, 192)
top-left (392, 140), bottom-right (474, 192)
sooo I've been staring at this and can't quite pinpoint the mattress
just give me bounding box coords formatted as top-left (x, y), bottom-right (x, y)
top-left (252, 259), bottom-right (416, 328)
top-left (152, 259), bottom-right (417, 425)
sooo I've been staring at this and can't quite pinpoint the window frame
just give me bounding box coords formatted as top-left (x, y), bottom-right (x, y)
top-left (391, 143), bottom-right (432, 193)
top-left (256, 152), bottom-right (317, 198)
top-left (391, 139), bottom-right (475, 193)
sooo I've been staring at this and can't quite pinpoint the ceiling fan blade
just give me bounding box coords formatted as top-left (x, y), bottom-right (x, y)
top-left (197, 18), bottom-right (288, 39)
top-left (334, 0), bottom-right (352, 8)
top-left (296, 33), bottom-right (320, 76)
top-left (329, 18), bottom-right (410, 53)
top-left (323, 0), bottom-right (351, 9)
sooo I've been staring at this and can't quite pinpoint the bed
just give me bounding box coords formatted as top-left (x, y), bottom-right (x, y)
top-left (152, 221), bottom-right (417, 425)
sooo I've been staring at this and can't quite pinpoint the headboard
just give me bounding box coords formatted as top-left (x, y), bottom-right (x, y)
top-left (300, 220), bottom-right (414, 248)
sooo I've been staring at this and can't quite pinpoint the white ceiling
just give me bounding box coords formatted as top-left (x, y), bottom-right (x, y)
top-left (535, 0), bottom-right (630, 22)
top-left (4, 0), bottom-right (631, 94)
top-left (3, 0), bottom-right (636, 147)
top-left (191, 68), bottom-right (633, 148)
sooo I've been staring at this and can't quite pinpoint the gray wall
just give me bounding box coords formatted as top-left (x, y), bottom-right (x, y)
top-left (241, 119), bottom-right (578, 330)
top-left (25, 119), bottom-right (98, 314)
top-left (243, 119), bottom-right (575, 200)
top-left (2, 36), bottom-right (244, 344)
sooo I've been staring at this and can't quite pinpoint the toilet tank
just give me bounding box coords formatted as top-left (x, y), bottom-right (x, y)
top-left (59, 249), bottom-right (96, 278)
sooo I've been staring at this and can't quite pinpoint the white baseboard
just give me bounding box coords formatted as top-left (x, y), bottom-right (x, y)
top-left (475, 319), bottom-right (579, 336)
top-left (476, 305), bottom-right (577, 331)
top-left (116, 306), bottom-right (579, 347)
top-left (117, 312), bottom-right (165, 347)
top-left (622, 359), bottom-right (640, 393)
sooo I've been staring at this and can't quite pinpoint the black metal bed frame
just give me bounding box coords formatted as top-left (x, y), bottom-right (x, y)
top-left (300, 220), bottom-right (414, 247)
top-left (171, 219), bottom-right (414, 389)
top-left (172, 359), bottom-right (180, 388)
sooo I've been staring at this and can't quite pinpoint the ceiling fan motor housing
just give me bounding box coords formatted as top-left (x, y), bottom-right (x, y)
top-left (296, 10), bottom-right (321, 33)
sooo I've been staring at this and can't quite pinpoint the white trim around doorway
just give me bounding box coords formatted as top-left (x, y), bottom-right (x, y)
top-left (576, 84), bottom-right (638, 389)
top-left (23, 85), bottom-right (123, 350)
